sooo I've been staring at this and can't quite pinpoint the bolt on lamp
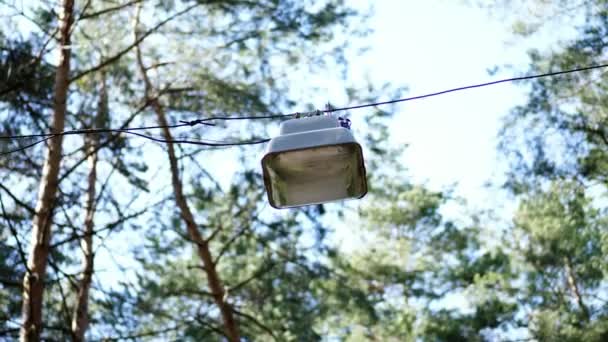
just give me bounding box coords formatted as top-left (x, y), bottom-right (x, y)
top-left (261, 114), bottom-right (367, 209)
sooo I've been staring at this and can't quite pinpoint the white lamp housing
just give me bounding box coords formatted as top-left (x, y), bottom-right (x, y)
top-left (261, 115), bottom-right (367, 209)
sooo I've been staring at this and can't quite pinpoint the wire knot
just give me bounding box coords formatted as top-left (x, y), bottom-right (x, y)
top-left (338, 117), bottom-right (351, 129)
top-left (179, 119), bottom-right (215, 127)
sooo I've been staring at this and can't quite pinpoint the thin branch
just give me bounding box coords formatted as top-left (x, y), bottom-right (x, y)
top-left (78, 0), bottom-right (143, 21)
top-left (70, 3), bottom-right (199, 83)
top-left (57, 83), bottom-right (176, 184)
top-left (0, 276), bottom-right (22, 288)
top-left (0, 327), bottom-right (20, 336)
top-left (205, 223), bottom-right (224, 243)
top-left (249, 226), bottom-right (317, 277)
top-left (186, 264), bottom-right (206, 272)
top-left (51, 209), bottom-right (146, 248)
top-left (47, 255), bottom-right (78, 290)
top-left (229, 260), bottom-right (275, 293)
top-left (72, 0), bottom-right (92, 27)
top-left (0, 183), bottom-right (35, 214)
top-left (208, 198), bottom-right (263, 250)
top-left (0, 0), bottom-right (58, 39)
top-left (233, 309), bottom-right (278, 341)
top-left (564, 256), bottom-right (591, 321)
top-left (164, 288), bottom-right (215, 298)
top-left (193, 313), bottom-right (227, 339)
top-left (47, 255), bottom-right (76, 335)
top-left (0, 193), bottom-right (30, 275)
top-left (144, 61), bottom-right (175, 71)
top-left (92, 159), bottom-right (118, 210)
top-left (213, 226), bottom-right (249, 265)
top-left (185, 152), bottom-right (224, 193)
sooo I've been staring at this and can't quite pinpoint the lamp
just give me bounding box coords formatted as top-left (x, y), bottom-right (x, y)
top-left (261, 115), bottom-right (367, 209)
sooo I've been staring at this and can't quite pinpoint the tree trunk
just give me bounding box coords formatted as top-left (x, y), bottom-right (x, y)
top-left (133, 5), bottom-right (241, 341)
top-left (71, 72), bottom-right (106, 342)
top-left (20, 0), bottom-right (74, 340)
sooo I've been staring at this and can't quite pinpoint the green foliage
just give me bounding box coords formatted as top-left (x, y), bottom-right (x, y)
top-left (0, 38), bottom-right (55, 104)
top-left (493, 2), bottom-right (608, 340)
top-left (4, 0), bottom-right (607, 341)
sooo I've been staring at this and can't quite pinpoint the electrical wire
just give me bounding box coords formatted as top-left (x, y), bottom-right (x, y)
top-left (0, 129), bottom-right (269, 156)
top-left (0, 136), bottom-right (53, 156)
top-left (1, 62), bottom-right (607, 155)
top-left (322, 62), bottom-right (608, 113)
top-left (191, 62), bottom-right (608, 120)
top-left (183, 114), bottom-right (294, 126)
top-left (0, 121), bottom-right (212, 140)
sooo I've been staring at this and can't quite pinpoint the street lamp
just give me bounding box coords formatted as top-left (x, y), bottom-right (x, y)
top-left (261, 115), bottom-right (367, 209)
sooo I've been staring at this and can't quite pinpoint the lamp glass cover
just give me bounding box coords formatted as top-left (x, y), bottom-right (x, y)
top-left (262, 142), bottom-right (366, 208)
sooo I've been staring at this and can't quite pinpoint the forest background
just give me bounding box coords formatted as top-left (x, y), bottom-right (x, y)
top-left (1, 0), bottom-right (607, 341)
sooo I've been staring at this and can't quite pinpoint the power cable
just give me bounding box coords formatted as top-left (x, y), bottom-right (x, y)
top-left (322, 62), bottom-right (608, 113)
top-left (189, 62), bottom-right (608, 121)
top-left (0, 121), bottom-right (213, 140)
top-left (1, 62), bottom-right (607, 155)
top-left (1, 136), bottom-right (54, 156)
top-left (0, 129), bottom-right (268, 156)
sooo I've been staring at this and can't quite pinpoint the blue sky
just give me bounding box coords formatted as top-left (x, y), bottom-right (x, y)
top-left (347, 0), bottom-right (579, 211)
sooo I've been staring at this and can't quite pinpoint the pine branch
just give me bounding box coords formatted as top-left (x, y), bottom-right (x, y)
top-left (78, 0), bottom-right (143, 21)
top-left (213, 226), bottom-right (249, 265)
top-left (70, 2), bottom-right (199, 83)
top-left (57, 82), bottom-right (177, 184)
top-left (233, 309), bottom-right (278, 341)
top-left (0, 193), bottom-right (31, 275)
top-left (193, 313), bottom-right (227, 339)
top-left (50, 209), bottom-right (146, 249)
top-left (0, 183), bottom-right (35, 214)
top-left (133, 3), bottom-right (240, 340)
top-left (564, 256), bottom-right (591, 321)
top-left (46, 255), bottom-right (75, 337)
top-left (229, 260), bottom-right (276, 293)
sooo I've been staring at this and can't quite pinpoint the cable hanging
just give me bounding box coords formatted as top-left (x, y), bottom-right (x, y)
top-left (0, 129), bottom-right (270, 156)
top-left (1, 62), bottom-right (607, 156)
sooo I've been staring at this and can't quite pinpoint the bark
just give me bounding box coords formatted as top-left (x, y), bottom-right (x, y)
top-left (71, 72), bottom-right (106, 341)
top-left (133, 5), bottom-right (240, 341)
top-left (564, 256), bottom-right (591, 321)
top-left (20, 0), bottom-right (74, 341)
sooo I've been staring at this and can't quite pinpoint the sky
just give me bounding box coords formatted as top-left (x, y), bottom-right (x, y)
top-left (344, 0), bottom-right (578, 213)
